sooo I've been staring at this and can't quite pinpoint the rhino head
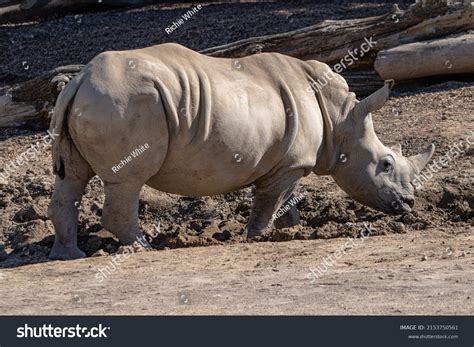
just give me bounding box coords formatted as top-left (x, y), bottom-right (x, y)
top-left (331, 80), bottom-right (435, 214)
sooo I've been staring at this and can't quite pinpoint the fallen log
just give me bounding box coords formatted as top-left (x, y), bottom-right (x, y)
top-left (0, 65), bottom-right (82, 129)
top-left (374, 33), bottom-right (474, 80)
top-left (201, 1), bottom-right (474, 66)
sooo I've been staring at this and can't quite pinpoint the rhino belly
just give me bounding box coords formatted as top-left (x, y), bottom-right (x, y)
top-left (146, 142), bottom-right (272, 196)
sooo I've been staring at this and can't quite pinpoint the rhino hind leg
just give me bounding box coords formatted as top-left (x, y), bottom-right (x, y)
top-left (48, 141), bottom-right (94, 260)
top-left (247, 169), bottom-right (304, 240)
top-left (101, 182), bottom-right (150, 247)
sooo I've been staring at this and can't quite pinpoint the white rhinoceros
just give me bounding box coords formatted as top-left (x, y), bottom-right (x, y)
top-left (48, 43), bottom-right (434, 260)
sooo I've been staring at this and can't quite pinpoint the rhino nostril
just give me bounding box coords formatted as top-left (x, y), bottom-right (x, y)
top-left (403, 197), bottom-right (415, 208)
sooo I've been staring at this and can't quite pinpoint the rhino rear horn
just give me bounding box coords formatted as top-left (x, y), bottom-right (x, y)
top-left (391, 143), bottom-right (403, 156)
top-left (409, 144), bottom-right (435, 175)
top-left (353, 80), bottom-right (394, 118)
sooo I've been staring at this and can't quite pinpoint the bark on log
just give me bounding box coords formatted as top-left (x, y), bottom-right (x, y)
top-left (375, 33), bottom-right (474, 80)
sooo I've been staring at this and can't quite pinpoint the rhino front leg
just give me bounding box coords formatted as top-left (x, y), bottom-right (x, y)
top-left (273, 193), bottom-right (301, 229)
top-left (102, 182), bottom-right (150, 247)
top-left (247, 169), bottom-right (304, 240)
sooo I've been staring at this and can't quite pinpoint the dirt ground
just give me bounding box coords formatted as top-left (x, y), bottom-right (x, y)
top-left (0, 1), bottom-right (472, 315)
top-left (0, 230), bottom-right (472, 315)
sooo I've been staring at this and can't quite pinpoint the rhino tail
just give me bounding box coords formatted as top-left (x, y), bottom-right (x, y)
top-left (49, 72), bottom-right (84, 179)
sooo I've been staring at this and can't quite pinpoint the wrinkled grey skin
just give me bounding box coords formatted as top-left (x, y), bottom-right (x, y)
top-left (48, 44), bottom-right (434, 260)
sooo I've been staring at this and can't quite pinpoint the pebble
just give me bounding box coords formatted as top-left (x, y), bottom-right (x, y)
top-left (91, 249), bottom-right (107, 257)
top-left (390, 222), bottom-right (405, 233)
top-left (0, 176), bottom-right (8, 187)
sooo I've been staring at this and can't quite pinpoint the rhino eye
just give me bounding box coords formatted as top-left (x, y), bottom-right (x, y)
top-left (382, 160), bottom-right (394, 173)
top-left (380, 155), bottom-right (395, 174)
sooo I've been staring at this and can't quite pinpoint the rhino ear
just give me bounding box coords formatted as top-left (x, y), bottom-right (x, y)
top-left (408, 144), bottom-right (435, 175)
top-left (391, 143), bottom-right (403, 156)
top-left (353, 80), bottom-right (394, 119)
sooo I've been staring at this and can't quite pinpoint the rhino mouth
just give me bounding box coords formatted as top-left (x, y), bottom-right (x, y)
top-left (388, 195), bottom-right (415, 214)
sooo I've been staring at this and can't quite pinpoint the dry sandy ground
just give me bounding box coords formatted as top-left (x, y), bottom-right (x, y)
top-left (0, 229), bottom-right (472, 315)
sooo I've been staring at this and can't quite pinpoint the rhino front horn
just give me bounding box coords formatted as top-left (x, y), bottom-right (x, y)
top-left (409, 144), bottom-right (435, 174)
top-left (353, 80), bottom-right (394, 118)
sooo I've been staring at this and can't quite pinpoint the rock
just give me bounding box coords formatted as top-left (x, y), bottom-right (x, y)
top-left (219, 221), bottom-right (244, 235)
top-left (85, 236), bottom-right (106, 254)
top-left (0, 176), bottom-right (8, 187)
top-left (27, 244), bottom-right (50, 257)
top-left (13, 205), bottom-right (45, 223)
top-left (389, 222), bottom-right (405, 233)
top-left (94, 229), bottom-right (117, 239)
top-left (437, 186), bottom-right (460, 209)
top-left (189, 220), bottom-right (210, 233)
top-left (25, 181), bottom-right (52, 198)
top-left (90, 202), bottom-right (102, 216)
top-left (201, 221), bottom-right (220, 237)
top-left (402, 213), bottom-right (418, 224)
top-left (212, 229), bottom-right (232, 241)
top-left (10, 220), bottom-right (54, 250)
top-left (411, 222), bottom-right (426, 230)
top-left (453, 201), bottom-right (469, 216)
top-left (235, 201), bottom-right (251, 216)
top-left (294, 230), bottom-right (312, 240)
top-left (91, 249), bottom-right (107, 257)
top-left (272, 229), bottom-right (294, 242)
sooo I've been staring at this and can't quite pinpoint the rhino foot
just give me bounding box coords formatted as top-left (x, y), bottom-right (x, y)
top-left (49, 245), bottom-right (86, 261)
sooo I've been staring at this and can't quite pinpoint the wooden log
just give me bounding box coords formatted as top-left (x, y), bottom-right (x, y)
top-left (0, 65), bottom-right (83, 128)
top-left (201, 2), bottom-right (474, 66)
top-left (374, 33), bottom-right (474, 80)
